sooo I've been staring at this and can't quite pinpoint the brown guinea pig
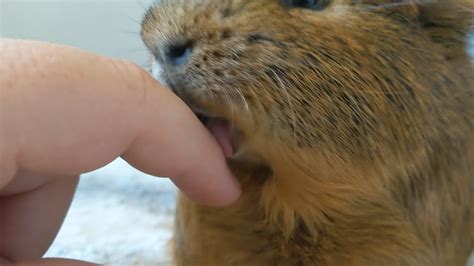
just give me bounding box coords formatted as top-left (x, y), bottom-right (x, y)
top-left (141, 0), bottom-right (474, 265)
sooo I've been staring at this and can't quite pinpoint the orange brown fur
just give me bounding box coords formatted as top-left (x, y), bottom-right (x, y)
top-left (141, 0), bottom-right (474, 265)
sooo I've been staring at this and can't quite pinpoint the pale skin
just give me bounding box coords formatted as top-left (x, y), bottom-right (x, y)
top-left (0, 39), bottom-right (241, 265)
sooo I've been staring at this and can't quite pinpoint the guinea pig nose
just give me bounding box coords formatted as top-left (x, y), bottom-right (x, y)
top-left (164, 41), bottom-right (193, 65)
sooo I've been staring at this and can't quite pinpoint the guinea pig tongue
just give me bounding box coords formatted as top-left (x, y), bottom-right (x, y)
top-left (205, 118), bottom-right (233, 157)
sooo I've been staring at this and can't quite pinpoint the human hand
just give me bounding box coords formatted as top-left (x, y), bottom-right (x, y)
top-left (0, 39), bottom-right (241, 264)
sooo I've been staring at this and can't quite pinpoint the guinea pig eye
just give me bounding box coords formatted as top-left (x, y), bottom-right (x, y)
top-left (280, 0), bottom-right (330, 10)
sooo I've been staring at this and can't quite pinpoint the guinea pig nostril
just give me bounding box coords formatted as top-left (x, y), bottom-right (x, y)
top-left (165, 41), bottom-right (193, 65)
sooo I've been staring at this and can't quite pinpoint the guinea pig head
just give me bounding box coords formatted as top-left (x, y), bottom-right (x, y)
top-left (141, 0), bottom-right (473, 213)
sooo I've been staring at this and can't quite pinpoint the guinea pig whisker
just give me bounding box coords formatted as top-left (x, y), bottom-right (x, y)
top-left (456, 4), bottom-right (474, 13)
top-left (351, 90), bottom-right (413, 95)
top-left (245, 83), bottom-right (267, 117)
top-left (204, 89), bottom-right (217, 104)
top-left (236, 88), bottom-right (251, 113)
top-left (124, 15), bottom-right (143, 26)
top-left (120, 30), bottom-right (142, 36)
top-left (268, 69), bottom-right (298, 144)
top-left (354, 0), bottom-right (421, 12)
top-left (216, 88), bottom-right (237, 128)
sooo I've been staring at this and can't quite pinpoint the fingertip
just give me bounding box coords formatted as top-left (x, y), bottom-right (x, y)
top-left (170, 166), bottom-right (241, 207)
top-left (113, 63), bottom-right (242, 207)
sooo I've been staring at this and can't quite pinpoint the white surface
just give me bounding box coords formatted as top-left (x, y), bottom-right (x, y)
top-left (45, 158), bottom-right (177, 266)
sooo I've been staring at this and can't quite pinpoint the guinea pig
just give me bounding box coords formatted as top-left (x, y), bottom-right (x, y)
top-left (141, 0), bottom-right (474, 265)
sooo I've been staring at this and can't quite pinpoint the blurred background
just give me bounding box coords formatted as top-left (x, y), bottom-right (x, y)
top-left (1, 0), bottom-right (152, 65)
top-left (1, 1), bottom-right (473, 266)
top-left (1, 0), bottom-right (177, 265)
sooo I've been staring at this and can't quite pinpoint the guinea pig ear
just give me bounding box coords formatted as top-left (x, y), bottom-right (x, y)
top-left (415, 0), bottom-right (473, 60)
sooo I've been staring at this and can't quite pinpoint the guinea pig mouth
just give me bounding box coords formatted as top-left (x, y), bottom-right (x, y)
top-left (160, 74), bottom-right (241, 157)
top-left (194, 110), bottom-right (241, 158)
